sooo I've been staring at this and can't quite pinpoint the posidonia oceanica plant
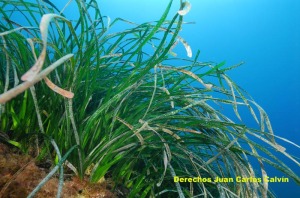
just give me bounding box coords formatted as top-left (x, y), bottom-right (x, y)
top-left (0, 0), bottom-right (299, 197)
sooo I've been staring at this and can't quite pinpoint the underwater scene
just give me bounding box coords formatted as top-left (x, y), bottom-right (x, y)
top-left (0, 0), bottom-right (299, 197)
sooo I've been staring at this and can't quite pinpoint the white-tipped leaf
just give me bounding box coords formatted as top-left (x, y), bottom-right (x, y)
top-left (178, 1), bottom-right (191, 16)
top-left (0, 26), bottom-right (36, 36)
top-left (178, 36), bottom-right (192, 57)
top-left (21, 14), bottom-right (68, 81)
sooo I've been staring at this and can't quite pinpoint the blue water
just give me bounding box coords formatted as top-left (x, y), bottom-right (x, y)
top-left (97, 1), bottom-right (300, 197)
top-left (22, 0), bottom-right (300, 197)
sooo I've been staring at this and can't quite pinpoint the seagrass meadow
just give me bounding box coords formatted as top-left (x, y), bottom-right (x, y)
top-left (0, 0), bottom-right (300, 197)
